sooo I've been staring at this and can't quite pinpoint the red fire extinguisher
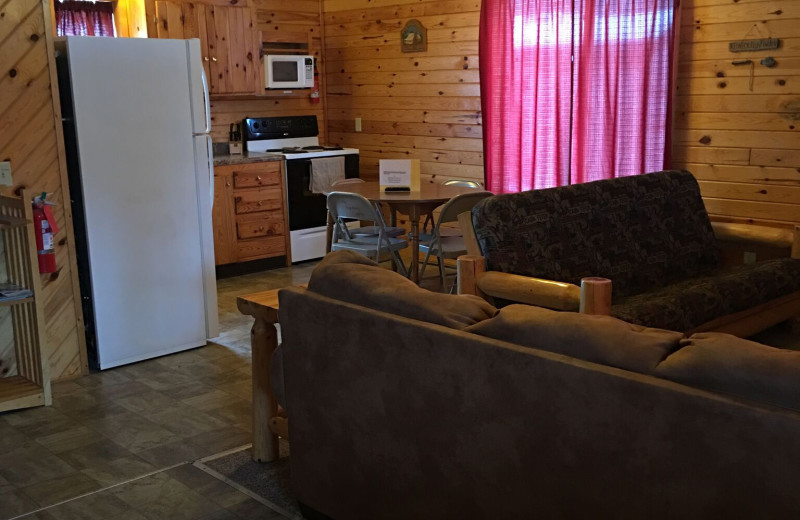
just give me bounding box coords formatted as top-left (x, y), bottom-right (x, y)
top-left (33, 193), bottom-right (58, 274)
top-left (309, 66), bottom-right (320, 105)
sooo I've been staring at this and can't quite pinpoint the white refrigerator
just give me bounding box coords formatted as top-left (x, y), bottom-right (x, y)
top-left (56, 37), bottom-right (219, 370)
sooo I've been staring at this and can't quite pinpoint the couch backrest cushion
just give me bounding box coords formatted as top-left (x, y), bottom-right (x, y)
top-left (465, 304), bottom-right (683, 374)
top-left (655, 333), bottom-right (800, 412)
top-left (307, 250), bottom-right (498, 330)
top-left (471, 170), bottom-right (720, 297)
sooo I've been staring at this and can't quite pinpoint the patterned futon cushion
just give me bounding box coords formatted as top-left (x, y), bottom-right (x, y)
top-left (611, 258), bottom-right (800, 332)
top-left (471, 170), bottom-right (720, 297)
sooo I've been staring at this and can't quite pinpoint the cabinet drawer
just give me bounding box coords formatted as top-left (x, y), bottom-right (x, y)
top-left (237, 236), bottom-right (285, 261)
top-left (236, 212), bottom-right (284, 239)
top-left (232, 163), bottom-right (281, 189)
top-left (234, 188), bottom-right (283, 214)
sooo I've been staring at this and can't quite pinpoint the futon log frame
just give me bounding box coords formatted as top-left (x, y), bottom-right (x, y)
top-left (456, 211), bottom-right (800, 337)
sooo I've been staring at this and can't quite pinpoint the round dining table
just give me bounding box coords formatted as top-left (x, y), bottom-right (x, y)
top-left (327, 181), bottom-right (479, 283)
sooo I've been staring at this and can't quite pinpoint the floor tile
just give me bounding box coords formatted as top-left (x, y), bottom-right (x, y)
top-left (185, 427), bottom-right (251, 455)
top-left (166, 464), bottom-right (250, 509)
top-left (1, 407), bottom-right (79, 439)
top-left (84, 412), bottom-right (180, 453)
top-left (208, 400), bottom-right (253, 432)
top-left (225, 497), bottom-right (290, 520)
top-left (56, 438), bottom-right (141, 470)
top-left (181, 389), bottom-right (241, 412)
top-left (115, 389), bottom-right (181, 415)
top-left (34, 426), bottom-right (98, 454)
top-left (79, 456), bottom-right (156, 487)
top-left (18, 472), bottom-right (101, 508)
top-left (134, 440), bottom-right (209, 468)
top-left (145, 404), bottom-right (230, 437)
top-left (0, 484), bottom-right (40, 520)
top-left (31, 493), bottom-right (149, 520)
top-left (110, 471), bottom-right (228, 520)
top-left (0, 448), bottom-right (78, 488)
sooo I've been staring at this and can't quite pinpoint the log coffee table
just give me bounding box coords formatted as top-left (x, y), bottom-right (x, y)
top-left (237, 285), bottom-right (306, 462)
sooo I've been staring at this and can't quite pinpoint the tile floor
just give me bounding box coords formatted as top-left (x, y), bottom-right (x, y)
top-left (0, 261), bottom-right (321, 520)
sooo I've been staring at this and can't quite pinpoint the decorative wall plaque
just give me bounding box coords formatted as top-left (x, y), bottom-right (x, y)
top-left (729, 38), bottom-right (780, 53)
top-left (401, 19), bottom-right (427, 53)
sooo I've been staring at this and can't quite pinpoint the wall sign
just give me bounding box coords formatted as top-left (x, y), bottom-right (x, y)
top-left (401, 19), bottom-right (427, 53)
top-left (729, 38), bottom-right (780, 53)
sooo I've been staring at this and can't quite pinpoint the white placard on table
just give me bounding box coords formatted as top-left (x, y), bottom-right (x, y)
top-left (379, 159), bottom-right (420, 191)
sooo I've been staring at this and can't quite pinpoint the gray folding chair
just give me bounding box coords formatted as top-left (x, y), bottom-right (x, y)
top-left (329, 179), bottom-right (405, 239)
top-left (419, 191), bottom-right (492, 291)
top-left (421, 179), bottom-right (483, 235)
top-left (328, 192), bottom-right (409, 276)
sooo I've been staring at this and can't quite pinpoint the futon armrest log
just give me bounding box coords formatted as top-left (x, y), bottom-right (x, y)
top-left (457, 255), bottom-right (612, 315)
top-left (711, 222), bottom-right (800, 259)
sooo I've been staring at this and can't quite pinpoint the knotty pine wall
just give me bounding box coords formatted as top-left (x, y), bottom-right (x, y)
top-left (1, 0), bottom-right (88, 380)
top-left (322, 0), bottom-right (483, 184)
top-left (673, 0), bottom-right (800, 228)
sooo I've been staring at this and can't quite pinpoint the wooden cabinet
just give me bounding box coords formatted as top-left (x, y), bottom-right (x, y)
top-left (154, 1), bottom-right (261, 95)
top-left (213, 161), bottom-right (290, 265)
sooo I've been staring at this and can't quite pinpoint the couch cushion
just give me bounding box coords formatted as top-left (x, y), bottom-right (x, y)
top-left (655, 333), bottom-right (800, 412)
top-left (307, 250), bottom-right (498, 330)
top-left (611, 257), bottom-right (800, 332)
top-left (471, 170), bottom-right (720, 298)
top-left (465, 304), bottom-right (683, 374)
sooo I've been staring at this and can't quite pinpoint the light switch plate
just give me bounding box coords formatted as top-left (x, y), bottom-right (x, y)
top-left (0, 161), bottom-right (12, 186)
top-left (355, 117), bottom-right (362, 132)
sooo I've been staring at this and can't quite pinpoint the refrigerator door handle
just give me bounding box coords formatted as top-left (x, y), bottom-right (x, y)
top-left (201, 66), bottom-right (211, 134)
top-left (206, 134), bottom-right (214, 205)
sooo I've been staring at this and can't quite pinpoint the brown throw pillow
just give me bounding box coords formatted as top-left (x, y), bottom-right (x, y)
top-left (465, 304), bottom-right (683, 374)
top-left (655, 332), bottom-right (800, 412)
top-left (307, 250), bottom-right (498, 330)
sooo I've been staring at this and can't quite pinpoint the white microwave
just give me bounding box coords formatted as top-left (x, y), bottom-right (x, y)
top-left (264, 55), bottom-right (314, 89)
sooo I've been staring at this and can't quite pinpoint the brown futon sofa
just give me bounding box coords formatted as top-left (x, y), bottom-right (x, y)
top-left (458, 170), bottom-right (800, 335)
top-left (272, 251), bottom-right (800, 519)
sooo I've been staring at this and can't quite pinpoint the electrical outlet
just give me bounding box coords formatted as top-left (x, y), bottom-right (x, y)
top-left (0, 161), bottom-right (12, 186)
top-left (355, 117), bottom-right (362, 132)
top-left (743, 251), bottom-right (757, 264)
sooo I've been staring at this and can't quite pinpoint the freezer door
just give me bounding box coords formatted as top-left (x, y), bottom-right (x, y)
top-left (64, 37), bottom-right (212, 368)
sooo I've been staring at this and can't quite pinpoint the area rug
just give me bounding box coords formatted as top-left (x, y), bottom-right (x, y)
top-left (201, 440), bottom-right (300, 519)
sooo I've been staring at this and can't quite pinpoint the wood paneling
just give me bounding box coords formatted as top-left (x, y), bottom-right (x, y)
top-left (322, 0), bottom-right (483, 185)
top-left (673, 0), bottom-right (800, 228)
top-left (0, 0), bottom-right (87, 380)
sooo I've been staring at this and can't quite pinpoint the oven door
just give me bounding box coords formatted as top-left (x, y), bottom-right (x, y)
top-left (285, 154), bottom-right (360, 231)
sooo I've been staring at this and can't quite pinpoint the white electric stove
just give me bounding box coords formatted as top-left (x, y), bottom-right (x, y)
top-left (242, 115), bottom-right (360, 262)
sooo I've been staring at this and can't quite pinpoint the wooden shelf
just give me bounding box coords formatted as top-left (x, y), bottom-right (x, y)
top-left (0, 376), bottom-right (44, 413)
top-left (0, 296), bottom-right (33, 308)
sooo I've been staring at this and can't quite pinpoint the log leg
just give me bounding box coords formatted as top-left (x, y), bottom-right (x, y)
top-left (251, 317), bottom-right (279, 463)
top-left (457, 255), bottom-right (486, 299)
top-left (579, 277), bottom-right (613, 315)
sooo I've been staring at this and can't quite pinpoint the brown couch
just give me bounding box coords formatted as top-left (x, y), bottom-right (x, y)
top-left (275, 251), bottom-right (800, 519)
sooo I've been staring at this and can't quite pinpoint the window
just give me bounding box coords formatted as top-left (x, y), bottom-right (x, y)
top-left (54, 0), bottom-right (115, 37)
top-left (480, 0), bottom-right (678, 193)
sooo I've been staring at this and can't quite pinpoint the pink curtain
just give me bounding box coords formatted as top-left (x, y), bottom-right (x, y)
top-left (480, 0), bottom-right (678, 193)
top-left (480, 0), bottom-right (573, 193)
top-left (571, 0), bottom-right (676, 183)
top-left (55, 1), bottom-right (115, 37)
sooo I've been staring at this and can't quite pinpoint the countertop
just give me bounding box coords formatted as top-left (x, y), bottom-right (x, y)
top-left (213, 152), bottom-right (283, 167)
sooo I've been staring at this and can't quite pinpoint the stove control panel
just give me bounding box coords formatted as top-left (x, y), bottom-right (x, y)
top-left (244, 115), bottom-right (319, 142)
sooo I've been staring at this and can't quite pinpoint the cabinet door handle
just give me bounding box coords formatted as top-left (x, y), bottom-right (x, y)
top-left (256, 176), bottom-right (262, 181)
top-left (257, 201), bottom-right (263, 206)
top-left (211, 57), bottom-right (218, 62)
top-left (204, 56), bottom-right (209, 62)
top-left (259, 226), bottom-right (265, 231)
top-left (225, 182), bottom-right (231, 187)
